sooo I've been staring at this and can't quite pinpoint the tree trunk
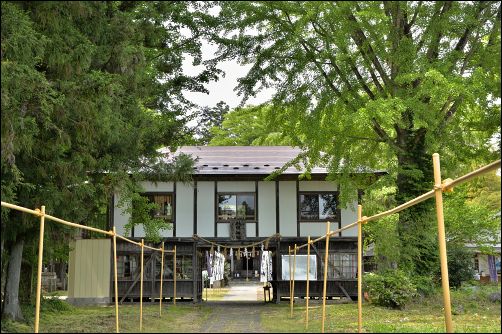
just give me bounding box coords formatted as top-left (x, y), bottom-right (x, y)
top-left (395, 127), bottom-right (438, 275)
top-left (2, 237), bottom-right (25, 321)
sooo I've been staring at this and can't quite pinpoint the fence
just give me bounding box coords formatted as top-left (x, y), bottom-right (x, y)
top-left (288, 153), bottom-right (501, 333)
top-left (2, 153), bottom-right (500, 333)
top-left (0, 201), bottom-right (178, 333)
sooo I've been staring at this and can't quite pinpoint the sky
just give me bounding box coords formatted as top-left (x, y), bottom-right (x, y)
top-left (181, 40), bottom-right (275, 110)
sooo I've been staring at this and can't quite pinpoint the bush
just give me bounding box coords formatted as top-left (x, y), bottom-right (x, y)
top-left (364, 270), bottom-right (417, 309)
top-left (412, 275), bottom-right (437, 297)
top-left (441, 243), bottom-right (475, 288)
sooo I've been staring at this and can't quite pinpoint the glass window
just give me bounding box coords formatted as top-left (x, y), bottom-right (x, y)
top-left (320, 253), bottom-right (357, 279)
top-left (147, 194), bottom-right (173, 221)
top-left (218, 193), bottom-right (255, 221)
top-left (117, 255), bottom-right (138, 278)
top-left (300, 193), bottom-right (338, 221)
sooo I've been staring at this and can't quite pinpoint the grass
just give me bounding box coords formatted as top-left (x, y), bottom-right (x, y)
top-left (2, 284), bottom-right (499, 333)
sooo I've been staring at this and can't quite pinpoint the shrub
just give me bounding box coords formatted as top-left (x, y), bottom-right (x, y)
top-left (364, 270), bottom-right (417, 309)
top-left (440, 243), bottom-right (475, 288)
top-left (412, 275), bottom-right (437, 297)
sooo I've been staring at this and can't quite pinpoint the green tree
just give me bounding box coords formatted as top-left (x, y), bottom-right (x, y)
top-left (216, 1), bottom-right (501, 274)
top-left (209, 104), bottom-right (295, 146)
top-left (1, 1), bottom-right (218, 320)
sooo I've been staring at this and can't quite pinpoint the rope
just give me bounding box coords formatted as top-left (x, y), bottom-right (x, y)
top-left (192, 233), bottom-right (281, 249)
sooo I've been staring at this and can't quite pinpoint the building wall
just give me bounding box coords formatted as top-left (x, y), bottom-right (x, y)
top-left (279, 181), bottom-right (297, 236)
top-left (258, 181), bottom-right (276, 237)
top-left (113, 179), bottom-right (360, 239)
top-left (341, 200), bottom-right (358, 237)
top-left (197, 181), bottom-right (215, 237)
top-left (68, 239), bottom-right (110, 303)
top-left (176, 182), bottom-right (194, 237)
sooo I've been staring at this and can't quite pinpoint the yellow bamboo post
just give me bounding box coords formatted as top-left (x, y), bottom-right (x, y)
top-left (289, 246), bottom-right (292, 318)
top-left (34, 206), bottom-right (45, 333)
top-left (173, 245), bottom-right (177, 305)
top-left (291, 243), bottom-right (297, 317)
top-left (433, 153), bottom-right (454, 333)
top-left (140, 239), bottom-right (144, 332)
top-left (321, 221), bottom-right (330, 333)
top-left (112, 226), bottom-right (120, 333)
top-left (159, 242), bottom-right (164, 317)
top-left (357, 205), bottom-right (363, 333)
top-left (306, 236), bottom-right (311, 329)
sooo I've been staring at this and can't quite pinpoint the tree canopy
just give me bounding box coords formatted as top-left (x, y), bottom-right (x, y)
top-left (1, 0), bottom-right (220, 320)
top-left (215, 1), bottom-right (501, 274)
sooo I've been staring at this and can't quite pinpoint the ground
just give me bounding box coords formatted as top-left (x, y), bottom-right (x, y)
top-left (2, 281), bottom-right (500, 333)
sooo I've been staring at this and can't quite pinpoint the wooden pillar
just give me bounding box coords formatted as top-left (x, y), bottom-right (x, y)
top-left (357, 205), bottom-right (363, 333)
top-left (159, 242), bottom-right (164, 316)
top-left (34, 206), bottom-right (46, 333)
top-left (289, 246), bottom-right (292, 318)
top-left (306, 236), bottom-right (311, 329)
top-left (140, 239), bottom-right (144, 332)
top-left (321, 221), bottom-right (330, 333)
top-left (433, 153), bottom-right (454, 333)
top-left (113, 226), bottom-right (120, 332)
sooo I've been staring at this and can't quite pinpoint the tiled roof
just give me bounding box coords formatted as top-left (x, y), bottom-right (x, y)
top-left (167, 146), bottom-right (384, 176)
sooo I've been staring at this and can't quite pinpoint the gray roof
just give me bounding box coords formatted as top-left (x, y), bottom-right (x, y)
top-left (168, 146), bottom-right (385, 176)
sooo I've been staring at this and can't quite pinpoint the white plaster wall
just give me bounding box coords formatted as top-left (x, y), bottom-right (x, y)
top-left (113, 193), bottom-right (129, 237)
top-left (341, 197), bottom-right (358, 237)
top-left (299, 181), bottom-right (338, 192)
top-left (258, 181), bottom-right (276, 237)
top-left (217, 223), bottom-right (230, 238)
top-left (197, 181), bottom-right (215, 237)
top-left (246, 223), bottom-right (257, 237)
top-left (217, 181), bottom-right (255, 192)
top-left (300, 223), bottom-right (328, 237)
top-left (139, 181), bottom-right (174, 192)
top-left (176, 181), bottom-right (194, 237)
top-left (279, 181), bottom-right (297, 237)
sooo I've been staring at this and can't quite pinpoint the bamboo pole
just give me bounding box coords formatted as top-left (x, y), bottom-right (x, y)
top-left (357, 205), bottom-right (363, 333)
top-left (34, 206), bottom-right (45, 333)
top-left (115, 234), bottom-right (142, 247)
top-left (321, 221), bottom-right (330, 333)
top-left (159, 242), bottom-right (164, 317)
top-left (173, 245), bottom-right (177, 305)
top-left (306, 236), bottom-right (311, 329)
top-left (433, 153), bottom-right (454, 333)
top-left (112, 227), bottom-right (120, 333)
top-left (289, 246), bottom-right (292, 318)
top-left (140, 239), bottom-right (144, 332)
top-left (291, 243), bottom-right (297, 317)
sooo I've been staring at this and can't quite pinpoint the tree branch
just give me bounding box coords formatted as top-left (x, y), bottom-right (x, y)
top-left (345, 10), bottom-right (392, 89)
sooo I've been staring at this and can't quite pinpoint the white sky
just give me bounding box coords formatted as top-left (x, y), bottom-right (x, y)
top-left (181, 40), bottom-right (275, 110)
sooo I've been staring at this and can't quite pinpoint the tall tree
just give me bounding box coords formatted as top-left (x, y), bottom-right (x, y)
top-left (1, 1), bottom-right (219, 320)
top-left (196, 101), bottom-right (230, 144)
top-left (216, 1), bottom-right (501, 274)
top-left (209, 104), bottom-right (295, 146)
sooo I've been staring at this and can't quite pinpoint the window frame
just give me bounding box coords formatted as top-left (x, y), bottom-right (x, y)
top-left (298, 191), bottom-right (341, 223)
top-left (216, 192), bottom-right (256, 222)
top-left (142, 192), bottom-right (175, 222)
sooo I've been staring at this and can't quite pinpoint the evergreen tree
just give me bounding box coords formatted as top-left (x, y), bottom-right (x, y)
top-left (1, 1), bottom-right (220, 320)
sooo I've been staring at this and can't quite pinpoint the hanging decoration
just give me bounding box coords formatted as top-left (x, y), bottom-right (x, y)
top-left (251, 246), bottom-right (256, 258)
top-left (260, 250), bottom-right (273, 282)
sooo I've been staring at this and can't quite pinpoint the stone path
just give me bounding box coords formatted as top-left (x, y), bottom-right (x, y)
top-left (200, 280), bottom-right (267, 333)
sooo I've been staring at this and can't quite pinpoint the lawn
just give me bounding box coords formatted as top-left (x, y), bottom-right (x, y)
top-left (2, 284), bottom-right (500, 333)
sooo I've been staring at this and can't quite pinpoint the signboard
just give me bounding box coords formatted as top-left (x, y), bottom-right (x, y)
top-left (281, 255), bottom-right (317, 280)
